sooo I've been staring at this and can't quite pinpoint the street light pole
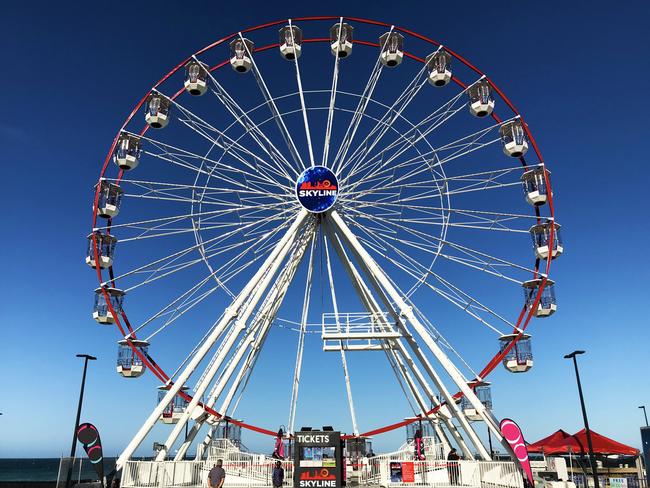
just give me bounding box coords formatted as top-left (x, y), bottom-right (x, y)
top-left (564, 350), bottom-right (599, 488)
top-left (639, 406), bottom-right (649, 427)
top-left (66, 354), bottom-right (97, 488)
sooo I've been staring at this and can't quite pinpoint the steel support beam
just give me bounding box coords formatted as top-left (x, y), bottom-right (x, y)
top-left (116, 210), bottom-right (308, 470)
top-left (328, 210), bottom-right (498, 460)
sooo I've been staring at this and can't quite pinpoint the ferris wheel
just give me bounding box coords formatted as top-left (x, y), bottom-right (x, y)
top-left (87, 16), bottom-right (562, 470)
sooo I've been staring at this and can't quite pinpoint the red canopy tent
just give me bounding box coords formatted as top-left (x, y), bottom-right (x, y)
top-left (528, 429), bottom-right (639, 456)
top-left (528, 430), bottom-right (572, 453)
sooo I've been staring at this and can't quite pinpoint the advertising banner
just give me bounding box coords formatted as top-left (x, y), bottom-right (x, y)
top-left (609, 477), bottom-right (628, 488)
top-left (500, 418), bottom-right (533, 487)
top-left (389, 461), bottom-right (415, 484)
top-left (294, 431), bottom-right (342, 488)
top-left (76, 422), bottom-right (104, 483)
top-left (401, 462), bottom-right (415, 483)
top-left (389, 462), bottom-right (403, 483)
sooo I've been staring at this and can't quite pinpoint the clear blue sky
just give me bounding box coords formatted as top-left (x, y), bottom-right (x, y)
top-left (1, 0), bottom-right (649, 459)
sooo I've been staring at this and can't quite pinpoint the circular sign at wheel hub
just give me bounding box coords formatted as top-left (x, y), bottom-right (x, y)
top-left (295, 165), bottom-right (339, 213)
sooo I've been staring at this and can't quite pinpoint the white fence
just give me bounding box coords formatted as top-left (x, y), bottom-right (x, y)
top-left (122, 459), bottom-right (294, 488)
top-left (360, 459), bottom-right (523, 488)
top-left (122, 460), bottom-right (206, 487)
top-left (206, 438), bottom-right (293, 486)
top-left (123, 439), bottom-right (294, 488)
top-left (122, 438), bottom-right (521, 488)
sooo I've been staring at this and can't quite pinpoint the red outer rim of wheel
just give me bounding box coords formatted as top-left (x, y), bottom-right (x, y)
top-left (91, 16), bottom-right (556, 440)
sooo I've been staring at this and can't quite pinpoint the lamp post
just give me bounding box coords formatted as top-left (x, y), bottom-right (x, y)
top-left (564, 350), bottom-right (599, 488)
top-left (66, 354), bottom-right (97, 488)
top-left (639, 406), bottom-right (648, 427)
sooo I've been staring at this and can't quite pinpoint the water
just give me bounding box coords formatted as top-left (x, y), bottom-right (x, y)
top-left (0, 458), bottom-right (117, 482)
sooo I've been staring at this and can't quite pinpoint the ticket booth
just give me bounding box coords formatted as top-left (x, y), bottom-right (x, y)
top-left (294, 430), bottom-right (343, 488)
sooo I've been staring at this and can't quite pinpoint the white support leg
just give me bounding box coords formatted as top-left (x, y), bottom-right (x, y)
top-left (324, 222), bottom-right (469, 458)
top-left (156, 221), bottom-right (315, 460)
top-left (115, 210), bottom-right (308, 471)
top-left (323, 232), bottom-right (360, 435)
top-left (328, 210), bottom-right (495, 460)
top-left (176, 231), bottom-right (314, 461)
top-left (172, 329), bottom-right (258, 461)
top-left (288, 234), bottom-right (316, 435)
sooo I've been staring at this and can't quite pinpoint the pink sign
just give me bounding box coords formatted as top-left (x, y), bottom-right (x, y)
top-left (500, 418), bottom-right (533, 487)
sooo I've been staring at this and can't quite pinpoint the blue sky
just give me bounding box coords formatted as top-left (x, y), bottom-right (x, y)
top-left (1, 0), bottom-right (650, 460)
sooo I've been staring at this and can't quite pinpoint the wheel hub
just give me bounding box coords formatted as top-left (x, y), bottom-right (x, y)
top-left (295, 165), bottom-right (339, 213)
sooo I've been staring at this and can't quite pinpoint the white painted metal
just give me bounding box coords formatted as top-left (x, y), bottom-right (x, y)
top-left (240, 32), bottom-right (305, 172)
top-left (200, 58), bottom-right (296, 181)
top-left (174, 229), bottom-right (314, 461)
top-left (115, 210), bottom-right (307, 470)
top-left (288, 234), bottom-right (316, 434)
top-left (322, 18), bottom-right (344, 167)
top-left (331, 32), bottom-right (387, 174)
top-left (155, 219), bottom-right (314, 460)
top-left (323, 233), bottom-right (360, 435)
top-left (322, 312), bottom-right (402, 340)
top-left (328, 209), bottom-right (506, 460)
top-left (288, 19), bottom-right (315, 167)
top-left (322, 220), bottom-right (473, 459)
top-left (104, 27), bottom-right (552, 474)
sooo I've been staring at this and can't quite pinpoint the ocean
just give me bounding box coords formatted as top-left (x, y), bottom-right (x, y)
top-left (0, 458), bottom-right (117, 482)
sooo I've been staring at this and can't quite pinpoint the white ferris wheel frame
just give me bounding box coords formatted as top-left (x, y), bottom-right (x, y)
top-left (88, 16), bottom-right (557, 472)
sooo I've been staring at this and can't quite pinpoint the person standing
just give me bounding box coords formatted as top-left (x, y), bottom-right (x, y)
top-left (272, 460), bottom-right (284, 488)
top-left (447, 448), bottom-right (460, 485)
top-left (208, 459), bottom-right (226, 488)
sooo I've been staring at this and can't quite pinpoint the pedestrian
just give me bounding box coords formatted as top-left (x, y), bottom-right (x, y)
top-left (447, 448), bottom-right (460, 485)
top-left (272, 460), bottom-right (284, 488)
top-left (208, 459), bottom-right (226, 488)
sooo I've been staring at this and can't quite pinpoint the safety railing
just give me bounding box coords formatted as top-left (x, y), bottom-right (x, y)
top-left (399, 438), bottom-right (447, 460)
top-left (207, 440), bottom-right (294, 487)
top-left (322, 311), bottom-right (402, 351)
top-left (121, 460), bottom-right (206, 487)
top-left (359, 458), bottom-right (523, 488)
top-left (122, 458), bottom-right (294, 488)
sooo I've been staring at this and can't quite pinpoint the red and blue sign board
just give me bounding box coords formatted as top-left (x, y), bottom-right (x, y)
top-left (296, 166), bottom-right (339, 213)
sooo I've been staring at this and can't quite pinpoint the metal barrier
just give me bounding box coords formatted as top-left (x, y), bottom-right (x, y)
top-left (122, 438), bottom-right (294, 488)
top-left (359, 458), bottom-right (523, 488)
top-left (122, 458), bottom-right (294, 488)
top-left (121, 460), bottom-right (206, 487)
top-left (207, 439), bottom-right (294, 486)
top-left (121, 437), bottom-right (520, 488)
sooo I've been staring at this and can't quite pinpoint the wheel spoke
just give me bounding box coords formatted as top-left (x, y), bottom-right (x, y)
top-left (240, 32), bottom-right (305, 173)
